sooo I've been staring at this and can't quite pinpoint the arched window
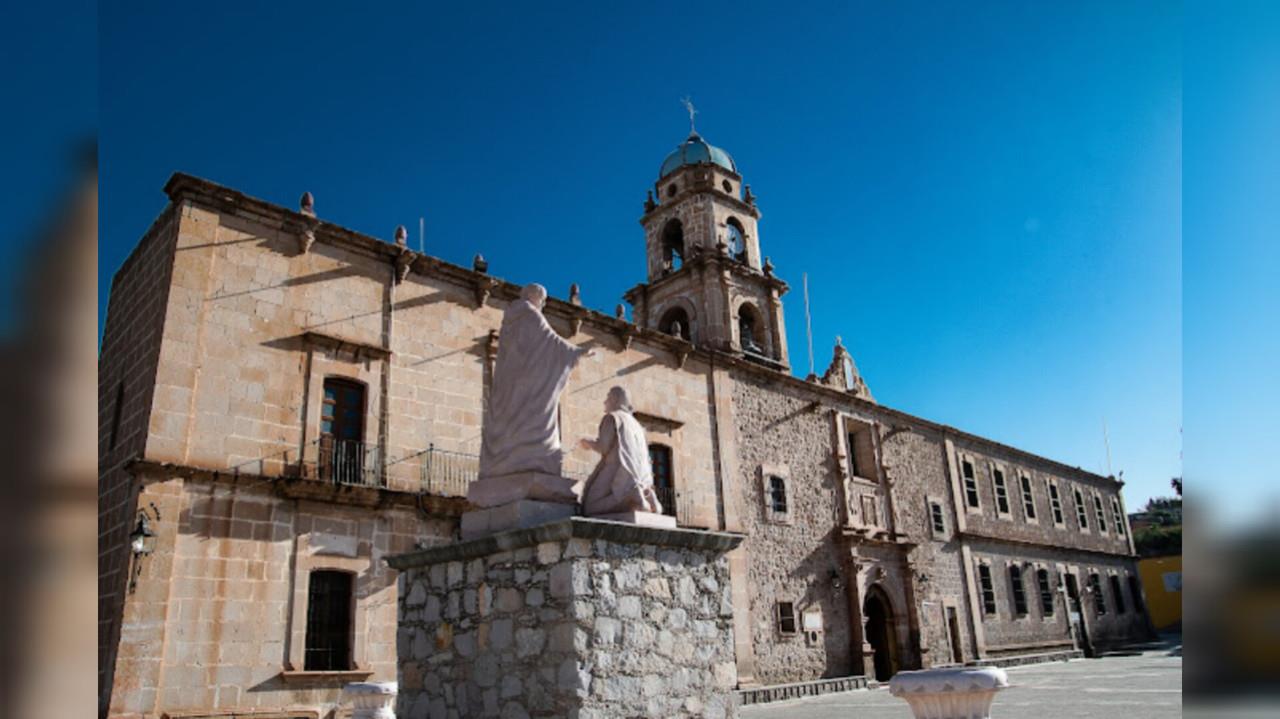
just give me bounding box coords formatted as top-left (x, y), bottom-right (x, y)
top-left (321, 378), bottom-right (369, 485)
top-left (648, 443), bottom-right (676, 518)
top-left (661, 219), bottom-right (684, 272)
top-left (726, 218), bottom-right (746, 261)
top-left (737, 304), bottom-right (764, 355)
top-left (658, 307), bottom-right (692, 341)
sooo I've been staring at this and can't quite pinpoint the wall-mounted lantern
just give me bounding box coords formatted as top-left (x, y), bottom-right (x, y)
top-left (128, 503), bottom-right (160, 592)
top-left (829, 569), bottom-right (843, 590)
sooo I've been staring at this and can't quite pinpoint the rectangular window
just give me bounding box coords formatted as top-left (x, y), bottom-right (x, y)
top-left (992, 467), bottom-right (1010, 515)
top-left (1009, 565), bottom-right (1028, 616)
top-left (776, 601), bottom-right (797, 635)
top-left (1094, 494), bottom-right (1108, 533)
top-left (321, 378), bottom-right (368, 485)
top-left (1020, 474), bottom-right (1037, 520)
top-left (1036, 569), bottom-right (1055, 616)
top-left (1049, 482), bottom-right (1065, 525)
top-left (978, 564), bottom-right (997, 616)
top-left (768, 476), bottom-right (788, 514)
top-left (1088, 573), bottom-right (1106, 616)
top-left (847, 427), bottom-right (876, 480)
top-left (1074, 489), bottom-right (1090, 530)
top-left (1127, 575), bottom-right (1145, 613)
top-left (648, 444), bottom-right (676, 518)
top-left (929, 501), bottom-right (946, 535)
top-left (1111, 498), bottom-right (1127, 538)
top-left (1110, 575), bottom-right (1126, 614)
top-left (962, 459), bottom-right (980, 509)
top-left (305, 570), bottom-right (354, 671)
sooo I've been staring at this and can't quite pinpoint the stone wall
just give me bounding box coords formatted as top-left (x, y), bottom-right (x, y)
top-left (730, 372), bottom-right (856, 685)
top-left (106, 470), bottom-right (449, 718)
top-left (392, 519), bottom-right (741, 718)
top-left (98, 203), bottom-right (179, 715)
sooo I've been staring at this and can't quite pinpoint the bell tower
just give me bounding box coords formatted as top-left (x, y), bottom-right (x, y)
top-left (625, 129), bottom-right (790, 370)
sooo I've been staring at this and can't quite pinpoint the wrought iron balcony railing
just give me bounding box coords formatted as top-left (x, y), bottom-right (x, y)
top-left (310, 436), bottom-right (384, 488)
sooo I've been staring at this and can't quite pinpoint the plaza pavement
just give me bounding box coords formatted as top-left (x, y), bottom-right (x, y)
top-left (741, 648), bottom-right (1183, 719)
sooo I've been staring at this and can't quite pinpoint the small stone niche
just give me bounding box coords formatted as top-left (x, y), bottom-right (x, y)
top-left (387, 518), bottom-right (744, 718)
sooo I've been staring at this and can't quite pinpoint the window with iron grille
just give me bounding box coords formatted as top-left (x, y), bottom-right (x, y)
top-left (776, 601), bottom-right (797, 635)
top-left (1048, 482), bottom-right (1065, 525)
top-left (1127, 575), bottom-right (1145, 613)
top-left (1088, 573), bottom-right (1106, 615)
top-left (321, 378), bottom-right (367, 485)
top-left (1094, 494), bottom-right (1108, 533)
top-left (305, 570), bottom-right (353, 671)
top-left (648, 444), bottom-right (676, 518)
top-left (1020, 474), bottom-right (1036, 520)
top-left (929, 501), bottom-right (946, 536)
top-left (978, 564), bottom-right (997, 616)
top-left (1110, 575), bottom-right (1126, 614)
top-left (992, 467), bottom-right (1011, 515)
top-left (1009, 565), bottom-right (1028, 616)
top-left (962, 459), bottom-right (980, 508)
top-left (1036, 569), bottom-right (1055, 616)
top-left (1074, 489), bottom-right (1090, 530)
top-left (768, 476), bottom-right (788, 515)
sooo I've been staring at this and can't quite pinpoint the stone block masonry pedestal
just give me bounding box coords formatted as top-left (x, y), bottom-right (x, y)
top-left (387, 517), bottom-right (745, 718)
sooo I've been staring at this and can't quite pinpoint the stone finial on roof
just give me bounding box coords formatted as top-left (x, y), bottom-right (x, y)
top-left (394, 225), bottom-right (408, 247)
top-left (763, 257), bottom-right (775, 277)
top-left (473, 254), bottom-right (488, 273)
top-left (644, 190), bottom-right (656, 213)
top-left (615, 304), bottom-right (626, 320)
top-left (299, 191), bottom-right (315, 216)
top-left (569, 283), bottom-right (582, 306)
top-left (744, 184), bottom-right (755, 206)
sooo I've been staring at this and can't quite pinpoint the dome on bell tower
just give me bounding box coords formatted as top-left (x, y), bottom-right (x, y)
top-left (659, 132), bottom-right (736, 179)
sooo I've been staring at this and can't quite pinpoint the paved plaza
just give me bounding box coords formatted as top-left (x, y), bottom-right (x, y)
top-left (742, 649), bottom-right (1183, 719)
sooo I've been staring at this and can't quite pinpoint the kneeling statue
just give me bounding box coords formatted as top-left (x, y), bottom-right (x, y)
top-left (578, 386), bottom-right (664, 516)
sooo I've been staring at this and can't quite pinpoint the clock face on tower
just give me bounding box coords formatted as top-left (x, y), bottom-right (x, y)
top-left (727, 222), bottom-right (744, 257)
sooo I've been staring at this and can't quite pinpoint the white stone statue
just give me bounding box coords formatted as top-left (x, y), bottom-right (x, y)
top-left (578, 386), bottom-right (664, 516)
top-left (468, 283), bottom-right (593, 508)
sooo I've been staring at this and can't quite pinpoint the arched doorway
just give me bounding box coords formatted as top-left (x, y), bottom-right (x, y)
top-left (863, 586), bottom-right (898, 681)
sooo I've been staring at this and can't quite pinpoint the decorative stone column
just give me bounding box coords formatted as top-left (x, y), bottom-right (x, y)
top-left (387, 517), bottom-right (744, 718)
top-left (343, 681), bottom-right (398, 719)
top-left (887, 667), bottom-right (1009, 719)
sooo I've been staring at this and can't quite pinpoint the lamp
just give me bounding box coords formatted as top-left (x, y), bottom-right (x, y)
top-left (829, 569), bottom-right (843, 590)
top-left (128, 505), bottom-right (159, 592)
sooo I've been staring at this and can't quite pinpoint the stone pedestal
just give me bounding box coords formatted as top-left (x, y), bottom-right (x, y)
top-left (342, 681), bottom-right (398, 719)
top-left (592, 511), bottom-right (677, 529)
top-left (388, 517), bottom-right (745, 718)
top-left (460, 499), bottom-right (575, 540)
top-left (887, 667), bottom-right (1009, 719)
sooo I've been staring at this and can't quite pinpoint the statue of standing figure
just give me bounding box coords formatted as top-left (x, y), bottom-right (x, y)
top-left (467, 283), bottom-right (594, 508)
top-left (579, 386), bottom-right (663, 516)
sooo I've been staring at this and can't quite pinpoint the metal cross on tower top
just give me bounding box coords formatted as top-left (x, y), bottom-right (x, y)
top-left (681, 96), bottom-right (698, 134)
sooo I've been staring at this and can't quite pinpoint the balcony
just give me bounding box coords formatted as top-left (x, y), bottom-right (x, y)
top-left (308, 436), bottom-right (384, 488)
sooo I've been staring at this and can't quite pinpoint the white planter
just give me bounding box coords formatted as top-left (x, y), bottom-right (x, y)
top-left (343, 681), bottom-right (398, 719)
top-left (888, 667), bottom-right (1009, 719)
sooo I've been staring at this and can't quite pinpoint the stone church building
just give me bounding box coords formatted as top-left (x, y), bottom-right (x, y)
top-left (99, 131), bottom-right (1154, 718)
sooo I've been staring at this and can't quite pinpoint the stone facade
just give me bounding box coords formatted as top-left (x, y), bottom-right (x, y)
top-left (389, 519), bottom-right (741, 718)
top-left (99, 141), bottom-right (1154, 718)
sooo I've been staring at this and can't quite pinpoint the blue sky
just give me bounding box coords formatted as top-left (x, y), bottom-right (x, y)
top-left (96, 1), bottom-right (1189, 513)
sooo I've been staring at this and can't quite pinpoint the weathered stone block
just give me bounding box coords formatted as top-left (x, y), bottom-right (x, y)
top-left (388, 517), bottom-right (744, 718)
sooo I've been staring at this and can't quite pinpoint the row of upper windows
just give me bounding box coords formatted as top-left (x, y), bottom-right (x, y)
top-left (975, 561), bottom-right (1145, 622)
top-left (957, 455), bottom-right (1127, 541)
